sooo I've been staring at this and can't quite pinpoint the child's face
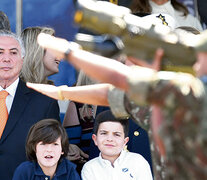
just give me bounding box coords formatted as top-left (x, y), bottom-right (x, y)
top-left (36, 137), bottom-right (63, 172)
top-left (92, 121), bottom-right (129, 162)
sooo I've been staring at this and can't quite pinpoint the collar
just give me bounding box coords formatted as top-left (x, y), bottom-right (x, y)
top-left (34, 159), bottom-right (67, 177)
top-left (99, 150), bottom-right (127, 167)
top-left (34, 162), bottom-right (45, 176)
top-left (0, 78), bottom-right (19, 97)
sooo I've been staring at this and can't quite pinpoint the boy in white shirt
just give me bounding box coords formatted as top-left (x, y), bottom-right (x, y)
top-left (81, 110), bottom-right (153, 180)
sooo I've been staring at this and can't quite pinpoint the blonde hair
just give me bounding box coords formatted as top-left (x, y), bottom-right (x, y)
top-left (20, 26), bottom-right (55, 83)
top-left (76, 70), bottom-right (97, 86)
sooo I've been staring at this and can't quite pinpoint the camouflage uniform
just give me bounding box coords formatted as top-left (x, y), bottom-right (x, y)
top-left (108, 66), bottom-right (207, 180)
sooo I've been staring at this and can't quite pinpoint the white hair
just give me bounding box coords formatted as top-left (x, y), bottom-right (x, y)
top-left (0, 30), bottom-right (25, 58)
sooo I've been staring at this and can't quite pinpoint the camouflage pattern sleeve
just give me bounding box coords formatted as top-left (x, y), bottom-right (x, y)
top-left (127, 66), bottom-right (204, 110)
top-left (107, 84), bottom-right (151, 130)
top-left (126, 65), bottom-right (207, 179)
top-left (107, 85), bottom-right (130, 118)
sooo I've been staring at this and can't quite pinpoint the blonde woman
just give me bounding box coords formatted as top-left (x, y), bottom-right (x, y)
top-left (20, 26), bottom-right (60, 84)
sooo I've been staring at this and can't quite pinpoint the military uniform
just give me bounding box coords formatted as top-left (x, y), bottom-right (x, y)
top-left (108, 66), bottom-right (207, 179)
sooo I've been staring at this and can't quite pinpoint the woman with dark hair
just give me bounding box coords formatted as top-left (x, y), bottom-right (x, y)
top-left (130, 0), bottom-right (203, 31)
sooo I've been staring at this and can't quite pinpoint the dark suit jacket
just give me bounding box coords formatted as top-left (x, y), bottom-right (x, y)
top-left (0, 80), bottom-right (60, 180)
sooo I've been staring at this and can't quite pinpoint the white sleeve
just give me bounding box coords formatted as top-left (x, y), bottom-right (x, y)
top-left (135, 155), bottom-right (153, 180)
top-left (186, 14), bottom-right (203, 31)
top-left (81, 163), bottom-right (96, 180)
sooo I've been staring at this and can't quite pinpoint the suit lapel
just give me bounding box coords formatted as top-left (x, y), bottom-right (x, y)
top-left (0, 80), bottom-right (31, 143)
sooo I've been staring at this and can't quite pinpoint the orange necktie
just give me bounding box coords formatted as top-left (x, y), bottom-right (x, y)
top-left (0, 90), bottom-right (8, 138)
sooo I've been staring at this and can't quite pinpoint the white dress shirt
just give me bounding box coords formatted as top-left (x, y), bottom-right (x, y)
top-left (81, 150), bottom-right (153, 180)
top-left (0, 78), bottom-right (19, 114)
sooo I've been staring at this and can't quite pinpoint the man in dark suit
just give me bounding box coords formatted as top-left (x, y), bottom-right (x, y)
top-left (0, 30), bottom-right (60, 180)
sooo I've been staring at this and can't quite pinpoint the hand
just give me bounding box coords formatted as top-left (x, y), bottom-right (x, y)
top-left (127, 48), bottom-right (164, 71)
top-left (26, 82), bottom-right (67, 100)
top-left (67, 144), bottom-right (89, 164)
top-left (37, 33), bottom-right (81, 60)
top-left (194, 52), bottom-right (207, 77)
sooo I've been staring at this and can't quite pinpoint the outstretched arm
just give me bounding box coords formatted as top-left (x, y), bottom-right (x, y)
top-left (38, 33), bottom-right (164, 92)
top-left (27, 82), bottom-right (111, 106)
top-left (38, 33), bottom-right (131, 91)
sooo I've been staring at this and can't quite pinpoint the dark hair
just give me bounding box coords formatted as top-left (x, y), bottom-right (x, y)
top-left (130, 0), bottom-right (151, 14)
top-left (130, 0), bottom-right (188, 16)
top-left (26, 119), bottom-right (69, 161)
top-left (0, 11), bottom-right (11, 31)
top-left (93, 110), bottom-right (129, 137)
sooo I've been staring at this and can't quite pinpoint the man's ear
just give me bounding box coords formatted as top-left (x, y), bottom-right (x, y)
top-left (92, 134), bottom-right (98, 146)
top-left (124, 137), bottom-right (129, 146)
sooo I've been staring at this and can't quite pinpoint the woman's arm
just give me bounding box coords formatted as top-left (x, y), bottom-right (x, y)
top-left (27, 83), bottom-right (112, 106)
